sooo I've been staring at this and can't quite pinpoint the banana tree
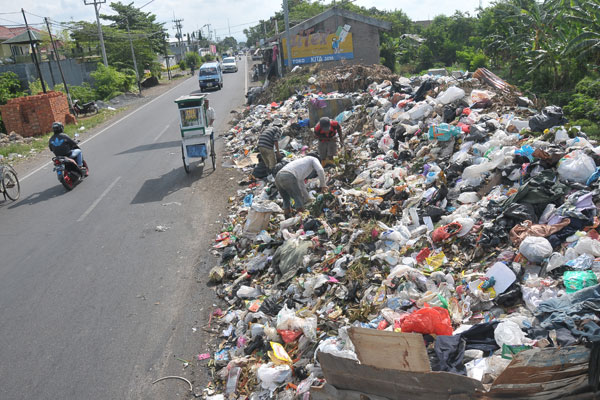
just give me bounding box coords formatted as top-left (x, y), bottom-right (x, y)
top-left (565, 0), bottom-right (600, 66)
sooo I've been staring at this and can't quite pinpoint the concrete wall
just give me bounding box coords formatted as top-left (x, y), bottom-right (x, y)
top-left (0, 59), bottom-right (97, 91)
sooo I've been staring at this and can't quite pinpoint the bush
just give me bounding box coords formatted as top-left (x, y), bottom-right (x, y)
top-left (90, 63), bottom-right (134, 100)
top-left (185, 52), bottom-right (201, 70)
top-left (0, 71), bottom-right (23, 104)
top-left (202, 54), bottom-right (215, 63)
top-left (564, 93), bottom-right (600, 122)
top-left (570, 119), bottom-right (600, 139)
top-left (574, 76), bottom-right (600, 98)
top-left (179, 59), bottom-right (187, 70)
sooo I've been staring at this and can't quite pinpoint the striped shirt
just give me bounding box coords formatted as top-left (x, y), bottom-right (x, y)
top-left (258, 126), bottom-right (282, 149)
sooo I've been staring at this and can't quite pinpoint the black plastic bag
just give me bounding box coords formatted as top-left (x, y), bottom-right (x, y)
top-left (529, 106), bottom-right (568, 132)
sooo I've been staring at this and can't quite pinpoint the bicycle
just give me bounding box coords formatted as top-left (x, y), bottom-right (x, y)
top-left (0, 163), bottom-right (20, 201)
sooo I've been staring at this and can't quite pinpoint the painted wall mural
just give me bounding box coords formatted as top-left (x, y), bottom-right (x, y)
top-left (282, 24), bottom-right (353, 65)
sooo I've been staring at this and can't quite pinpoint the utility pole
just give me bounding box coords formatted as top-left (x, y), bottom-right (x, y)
top-left (22, 9), bottom-right (46, 93)
top-left (283, 0), bottom-right (292, 71)
top-left (45, 17), bottom-right (72, 108)
top-left (162, 33), bottom-right (172, 80)
top-left (125, 18), bottom-right (142, 95)
top-left (84, 0), bottom-right (108, 66)
top-left (228, 19), bottom-right (231, 36)
top-left (173, 18), bottom-right (183, 61)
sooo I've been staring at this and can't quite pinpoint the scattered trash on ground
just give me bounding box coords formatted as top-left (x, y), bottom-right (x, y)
top-left (194, 67), bottom-right (600, 399)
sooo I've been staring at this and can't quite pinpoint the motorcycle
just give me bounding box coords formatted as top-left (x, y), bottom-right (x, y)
top-left (73, 99), bottom-right (99, 116)
top-left (52, 152), bottom-right (88, 191)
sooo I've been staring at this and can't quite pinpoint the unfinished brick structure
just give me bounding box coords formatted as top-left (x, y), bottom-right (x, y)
top-left (0, 91), bottom-right (74, 137)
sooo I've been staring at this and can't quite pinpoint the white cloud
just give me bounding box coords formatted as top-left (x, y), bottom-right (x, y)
top-left (1, 0), bottom-right (490, 42)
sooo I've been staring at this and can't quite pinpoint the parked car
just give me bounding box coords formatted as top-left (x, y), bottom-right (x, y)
top-left (198, 62), bottom-right (223, 91)
top-left (222, 57), bottom-right (238, 73)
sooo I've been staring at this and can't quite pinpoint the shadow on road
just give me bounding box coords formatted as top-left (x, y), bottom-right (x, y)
top-left (6, 184), bottom-right (66, 209)
top-left (130, 166), bottom-right (214, 204)
top-left (116, 140), bottom-right (180, 156)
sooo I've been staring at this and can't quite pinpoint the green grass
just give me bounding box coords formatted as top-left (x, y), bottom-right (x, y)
top-left (0, 108), bottom-right (124, 159)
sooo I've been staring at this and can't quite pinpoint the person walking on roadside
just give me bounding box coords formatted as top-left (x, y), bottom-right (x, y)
top-left (275, 154), bottom-right (327, 218)
top-left (314, 117), bottom-right (343, 167)
top-left (205, 99), bottom-right (216, 127)
top-left (257, 120), bottom-right (283, 174)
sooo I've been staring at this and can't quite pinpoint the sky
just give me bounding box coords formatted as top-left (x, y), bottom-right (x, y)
top-left (0, 0), bottom-right (490, 42)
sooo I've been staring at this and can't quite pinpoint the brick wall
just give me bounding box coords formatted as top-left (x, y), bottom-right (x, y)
top-left (0, 91), bottom-right (74, 137)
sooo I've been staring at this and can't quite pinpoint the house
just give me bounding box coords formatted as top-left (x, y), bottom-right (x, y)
top-left (0, 26), bottom-right (47, 63)
top-left (274, 6), bottom-right (391, 67)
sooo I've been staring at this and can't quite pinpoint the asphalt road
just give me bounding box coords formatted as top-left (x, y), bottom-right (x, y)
top-left (0, 58), bottom-right (248, 399)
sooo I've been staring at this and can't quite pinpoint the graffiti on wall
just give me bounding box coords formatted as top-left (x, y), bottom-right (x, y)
top-left (282, 24), bottom-right (353, 65)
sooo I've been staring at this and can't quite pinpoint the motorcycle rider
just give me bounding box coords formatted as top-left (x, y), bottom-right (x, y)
top-left (48, 122), bottom-right (87, 176)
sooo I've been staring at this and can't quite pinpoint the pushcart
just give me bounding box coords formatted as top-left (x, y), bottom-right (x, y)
top-left (174, 94), bottom-right (216, 173)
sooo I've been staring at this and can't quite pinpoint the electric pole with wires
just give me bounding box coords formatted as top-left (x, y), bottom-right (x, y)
top-left (84, 0), bottom-right (108, 66)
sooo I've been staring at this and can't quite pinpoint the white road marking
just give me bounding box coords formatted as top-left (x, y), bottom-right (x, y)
top-left (153, 124), bottom-right (170, 143)
top-left (21, 79), bottom-right (189, 182)
top-left (77, 176), bottom-right (122, 222)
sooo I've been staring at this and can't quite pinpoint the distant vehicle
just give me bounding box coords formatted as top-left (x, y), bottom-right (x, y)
top-left (222, 57), bottom-right (238, 73)
top-left (198, 62), bottom-right (223, 91)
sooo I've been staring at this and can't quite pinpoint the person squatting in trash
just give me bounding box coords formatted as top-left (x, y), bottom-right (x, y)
top-left (314, 116), bottom-right (344, 167)
top-left (275, 154), bottom-right (327, 218)
top-left (257, 119), bottom-right (283, 174)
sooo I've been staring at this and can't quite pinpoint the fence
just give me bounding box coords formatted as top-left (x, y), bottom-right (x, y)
top-left (0, 59), bottom-right (98, 91)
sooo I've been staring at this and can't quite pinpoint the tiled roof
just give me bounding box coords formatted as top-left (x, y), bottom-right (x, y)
top-left (0, 26), bottom-right (43, 40)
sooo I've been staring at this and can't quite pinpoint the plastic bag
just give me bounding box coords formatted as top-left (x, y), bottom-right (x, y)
top-left (574, 237), bottom-right (600, 257)
top-left (436, 86), bottom-right (465, 105)
top-left (557, 150), bottom-right (596, 183)
top-left (564, 270), bottom-right (598, 293)
top-left (400, 306), bottom-right (453, 336)
top-left (407, 102), bottom-right (433, 120)
top-left (457, 192), bottom-right (480, 204)
top-left (378, 133), bottom-right (394, 153)
top-left (494, 320), bottom-right (528, 347)
top-left (519, 236), bottom-right (552, 263)
top-left (428, 123), bottom-right (462, 141)
top-left (257, 363), bottom-right (292, 391)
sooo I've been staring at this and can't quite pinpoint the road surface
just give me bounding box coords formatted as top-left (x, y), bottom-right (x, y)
top-left (0, 58), bottom-right (248, 399)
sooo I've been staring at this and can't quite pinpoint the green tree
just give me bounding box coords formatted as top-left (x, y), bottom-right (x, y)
top-left (90, 63), bottom-right (135, 100)
top-left (184, 52), bottom-right (201, 70)
top-left (0, 72), bottom-right (24, 133)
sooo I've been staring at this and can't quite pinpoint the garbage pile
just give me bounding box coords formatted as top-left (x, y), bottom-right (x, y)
top-left (202, 68), bottom-right (600, 399)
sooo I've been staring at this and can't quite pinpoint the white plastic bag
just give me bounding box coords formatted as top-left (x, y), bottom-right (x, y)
top-left (378, 133), bottom-right (394, 153)
top-left (257, 363), bottom-right (292, 391)
top-left (494, 320), bottom-right (528, 347)
top-left (557, 150), bottom-right (596, 183)
top-left (574, 237), bottom-right (600, 257)
top-left (407, 102), bottom-right (433, 120)
top-left (436, 86), bottom-right (465, 105)
top-left (458, 192), bottom-right (480, 204)
top-left (519, 236), bottom-right (553, 263)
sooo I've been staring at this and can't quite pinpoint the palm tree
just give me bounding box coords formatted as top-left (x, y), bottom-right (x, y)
top-left (565, 0), bottom-right (600, 66)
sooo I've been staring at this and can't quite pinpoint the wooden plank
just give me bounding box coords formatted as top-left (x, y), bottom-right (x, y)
top-left (349, 327), bottom-right (431, 372)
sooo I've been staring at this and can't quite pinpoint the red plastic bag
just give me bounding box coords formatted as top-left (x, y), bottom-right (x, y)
top-left (400, 306), bottom-right (453, 336)
top-left (277, 329), bottom-right (303, 343)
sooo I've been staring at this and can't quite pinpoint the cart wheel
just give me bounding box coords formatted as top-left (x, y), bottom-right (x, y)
top-left (181, 144), bottom-right (190, 174)
top-left (210, 136), bottom-right (216, 170)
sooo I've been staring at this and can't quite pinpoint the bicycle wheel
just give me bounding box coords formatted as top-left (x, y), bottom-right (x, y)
top-left (210, 135), bottom-right (216, 170)
top-left (2, 167), bottom-right (20, 201)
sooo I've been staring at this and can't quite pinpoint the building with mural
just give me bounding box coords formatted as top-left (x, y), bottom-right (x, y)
top-left (274, 7), bottom-right (391, 68)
